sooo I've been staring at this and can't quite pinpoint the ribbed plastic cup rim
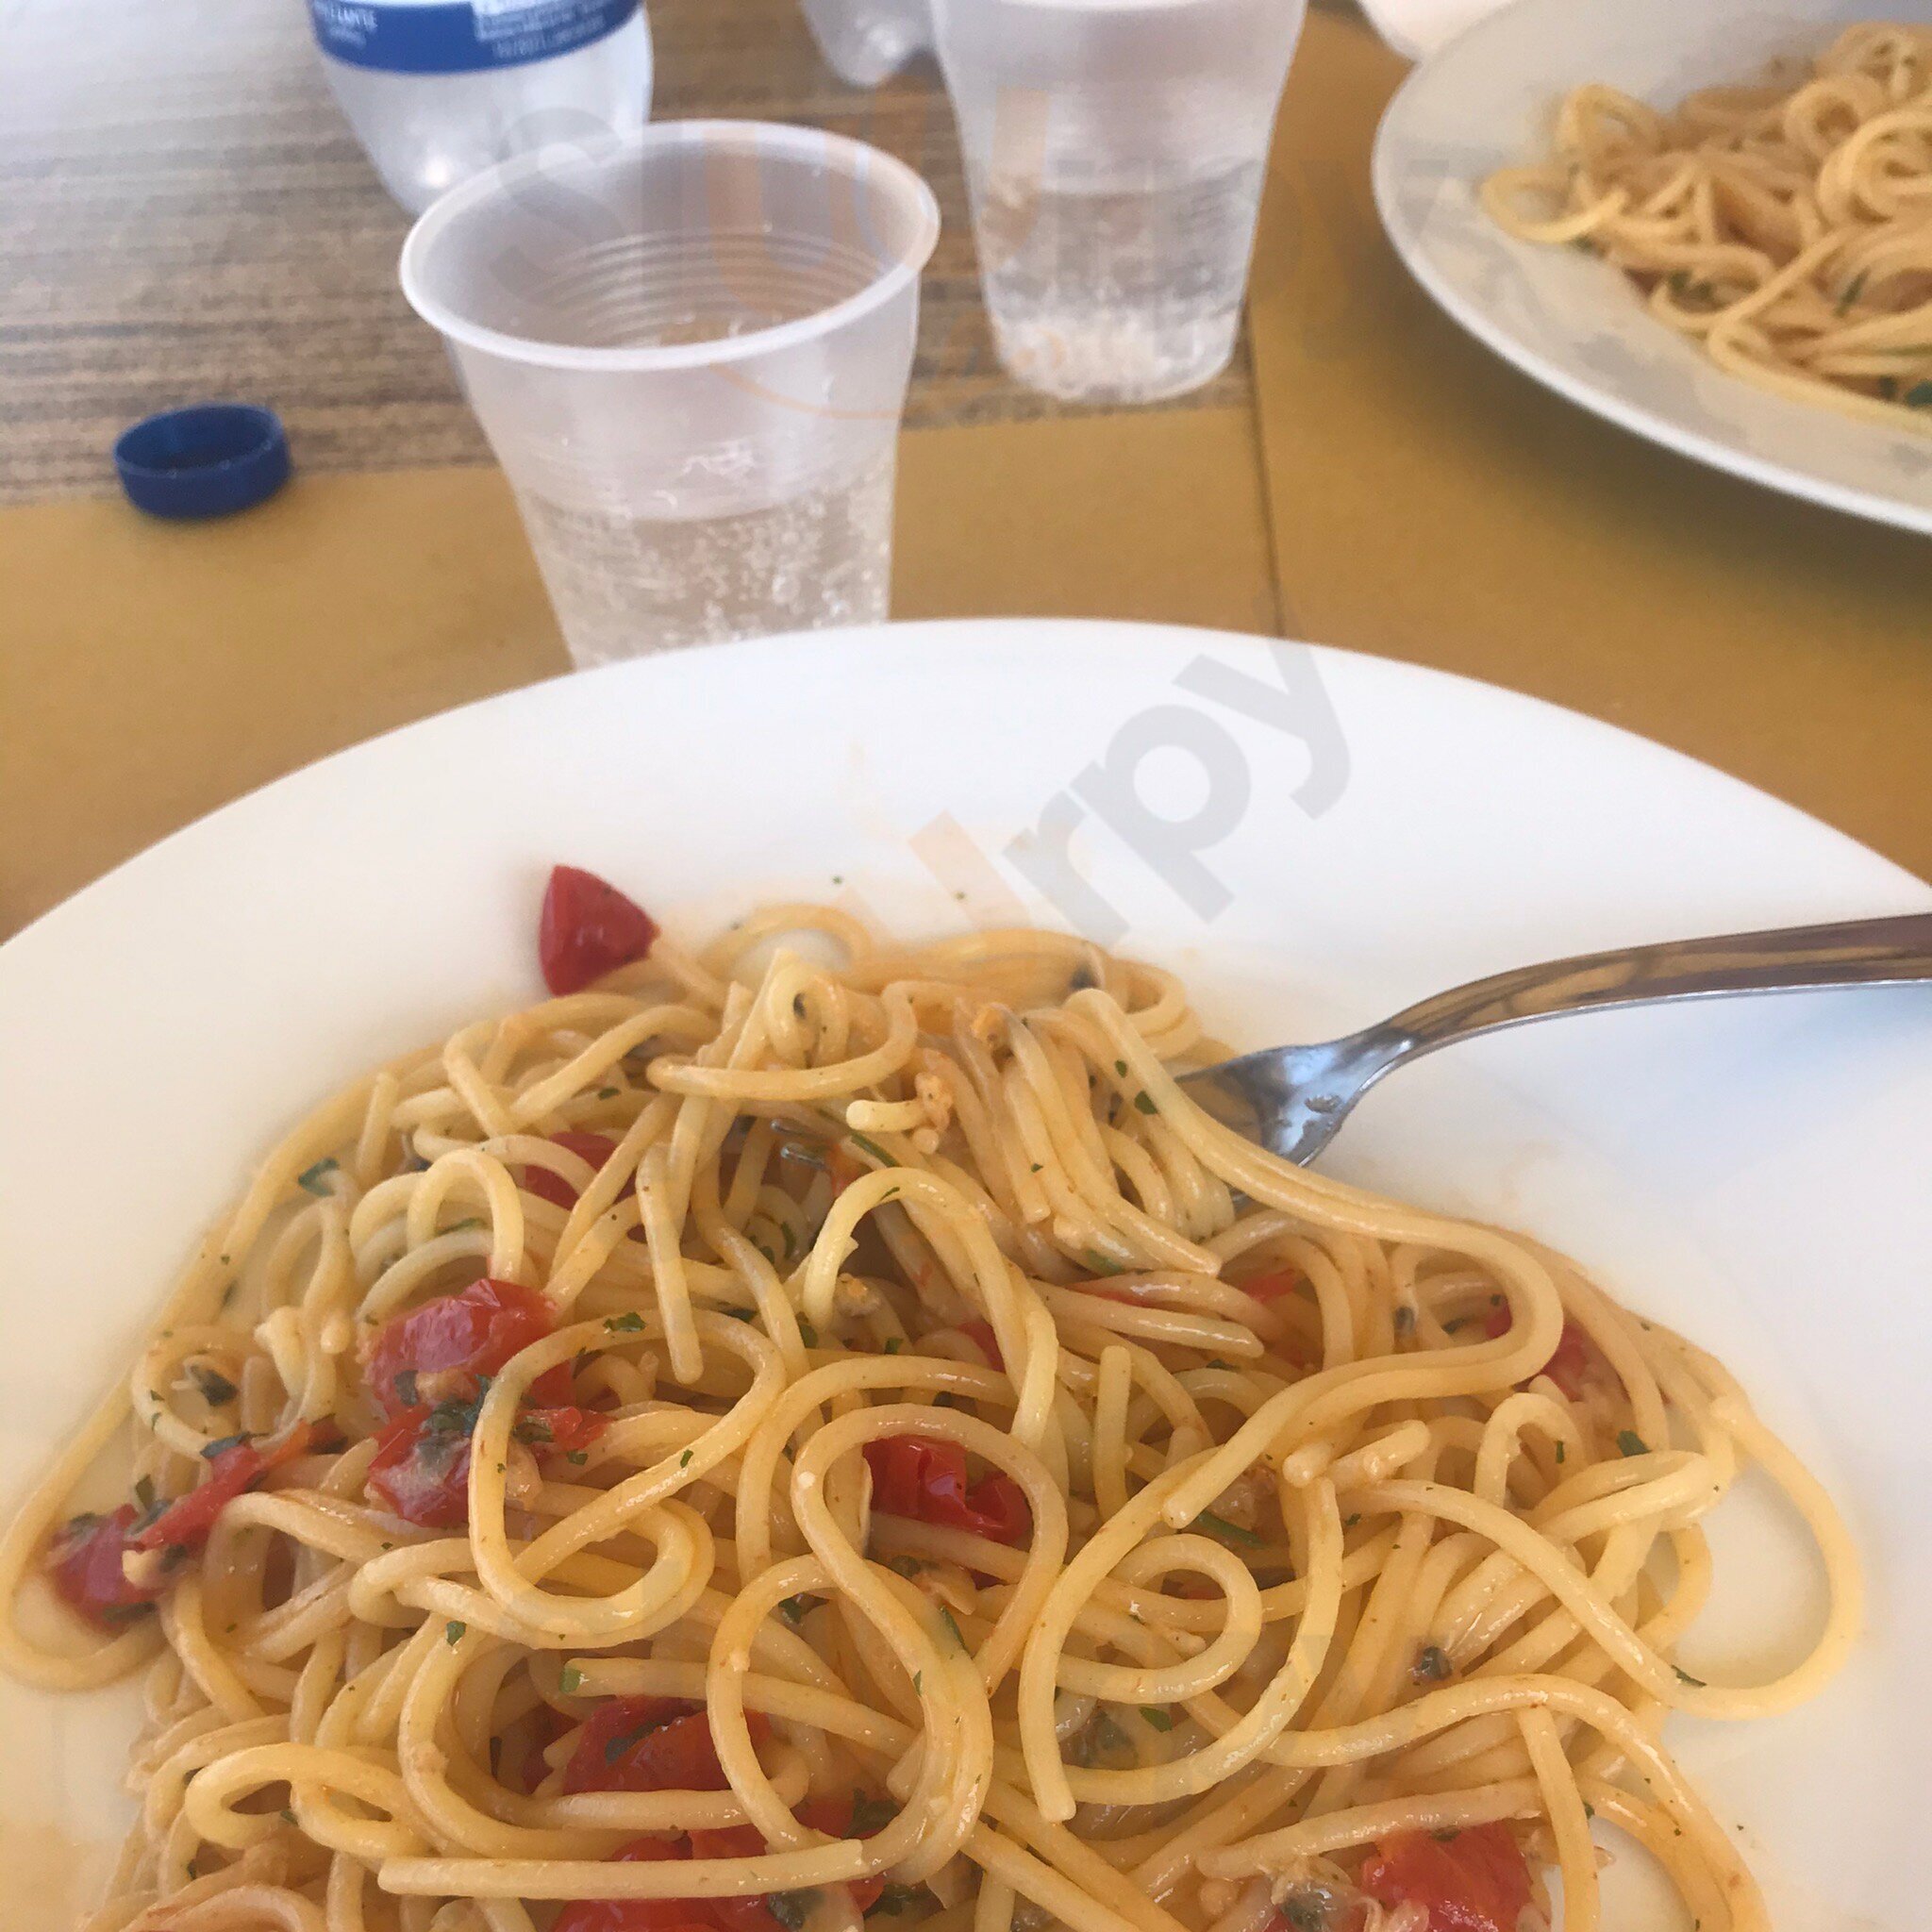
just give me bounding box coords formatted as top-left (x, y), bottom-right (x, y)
top-left (399, 120), bottom-right (942, 375)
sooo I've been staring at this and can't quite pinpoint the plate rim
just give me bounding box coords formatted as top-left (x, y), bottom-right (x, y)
top-left (5, 617), bottom-right (1927, 980)
top-left (1370, 0), bottom-right (1932, 540)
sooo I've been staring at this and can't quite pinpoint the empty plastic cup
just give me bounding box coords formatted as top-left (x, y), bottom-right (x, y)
top-left (930, 0), bottom-right (1306, 404)
top-left (400, 123), bottom-right (941, 664)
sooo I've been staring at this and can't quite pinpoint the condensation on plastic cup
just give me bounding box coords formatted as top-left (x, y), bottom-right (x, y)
top-left (399, 122), bottom-right (941, 667)
top-left (930, 0), bottom-right (1307, 406)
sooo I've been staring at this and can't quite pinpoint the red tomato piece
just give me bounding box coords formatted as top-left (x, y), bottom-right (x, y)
top-left (45, 1505), bottom-right (160, 1630)
top-left (685, 1825), bottom-right (784, 1932)
top-left (563, 1698), bottom-right (771, 1796)
top-left (795, 1794), bottom-right (891, 1912)
top-left (1240, 1270), bottom-right (1302, 1303)
top-left (366, 1277), bottom-right (573, 1417)
top-left (550, 1838), bottom-right (715, 1932)
top-left (1360, 1824), bottom-right (1533, 1932)
top-left (364, 1397), bottom-right (603, 1528)
top-left (541, 866), bottom-right (660, 997)
top-left (525, 1130), bottom-right (621, 1213)
top-left (958, 1320), bottom-right (1004, 1371)
top-left (365, 1405), bottom-right (471, 1528)
top-left (1482, 1307), bottom-right (1607, 1402)
top-left (526, 1405), bottom-right (608, 1461)
top-left (863, 1436), bottom-right (1031, 1546)
top-left (132, 1423), bottom-right (325, 1557)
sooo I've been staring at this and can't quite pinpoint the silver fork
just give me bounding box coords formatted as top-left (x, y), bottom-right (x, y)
top-left (1177, 911), bottom-right (1932, 1163)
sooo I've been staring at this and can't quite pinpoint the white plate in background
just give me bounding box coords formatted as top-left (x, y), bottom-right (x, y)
top-left (0, 620), bottom-right (1926, 1927)
top-left (1374, 0), bottom-right (1932, 535)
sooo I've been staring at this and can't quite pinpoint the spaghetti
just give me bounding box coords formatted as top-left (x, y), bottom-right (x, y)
top-left (0, 871), bottom-right (1860, 1932)
top-left (1481, 23), bottom-right (1932, 427)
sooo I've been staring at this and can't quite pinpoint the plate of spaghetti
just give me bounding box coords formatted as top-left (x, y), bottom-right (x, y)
top-left (0, 620), bottom-right (1927, 1932)
top-left (1374, 0), bottom-right (1932, 534)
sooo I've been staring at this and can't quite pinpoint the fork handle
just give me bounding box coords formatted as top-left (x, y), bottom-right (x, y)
top-left (1382, 910), bottom-right (1932, 1056)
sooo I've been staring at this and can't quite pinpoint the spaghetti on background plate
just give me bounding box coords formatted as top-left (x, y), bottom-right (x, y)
top-left (1482, 23), bottom-right (1932, 429)
top-left (0, 870), bottom-right (1859, 1932)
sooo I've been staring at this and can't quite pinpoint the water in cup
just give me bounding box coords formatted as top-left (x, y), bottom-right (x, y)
top-left (973, 158), bottom-right (1267, 404)
top-left (932, 0), bottom-right (1306, 405)
top-left (515, 451), bottom-right (896, 668)
top-left (400, 124), bottom-right (939, 664)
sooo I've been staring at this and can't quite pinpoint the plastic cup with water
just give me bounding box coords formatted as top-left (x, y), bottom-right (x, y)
top-left (930, 0), bottom-right (1306, 405)
top-left (399, 123), bottom-right (941, 665)
top-left (798, 0), bottom-right (932, 87)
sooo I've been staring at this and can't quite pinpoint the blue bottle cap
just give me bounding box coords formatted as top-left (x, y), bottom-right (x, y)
top-left (113, 405), bottom-right (291, 520)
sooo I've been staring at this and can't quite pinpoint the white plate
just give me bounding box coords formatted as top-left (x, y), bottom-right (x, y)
top-left (2, 621), bottom-right (1928, 1928)
top-left (1374, 0), bottom-right (1932, 535)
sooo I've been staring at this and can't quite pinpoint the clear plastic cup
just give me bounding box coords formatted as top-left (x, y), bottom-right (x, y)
top-left (399, 122), bottom-right (941, 665)
top-left (930, 0), bottom-right (1306, 404)
top-left (798, 0), bottom-right (932, 87)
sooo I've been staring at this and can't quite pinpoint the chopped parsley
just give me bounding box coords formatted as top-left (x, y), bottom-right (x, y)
top-left (1431, 1827), bottom-right (1460, 1843)
top-left (847, 1133), bottom-right (891, 1166)
top-left (445, 1621), bottom-right (466, 1645)
top-left (1907, 380), bottom-right (1932, 408)
top-left (883, 1337), bottom-right (904, 1355)
top-left (938, 1605), bottom-right (968, 1651)
top-left (1194, 1509), bottom-right (1261, 1546)
top-left (887, 1555), bottom-right (924, 1578)
top-left (679, 1449), bottom-right (693, 1468)
top-left (1618, 1430), bottom-right (1650, 1457)
top-left (565, 1450), bottom-right (588, 1465)
top-left (1133, 1092), bottom-right (1158, 1114)
top-left (1342, 1513), bottom-right (1360, 1530)
top-left (852, 1793), bottom-right (898, 1835)
top-left (597, 1086), bottom-right (620, 1100)
top-left (559, 1665), bottom-right (584, 1694)
top-left (1113, 1060), bottom-right (1127, 1075)
top-left (797, 1319), bottom-right (820, 1348)
top-left (779, 1593), bottom-right (821, 1625)
top-left (606, 1311), bottom-right (645, 1333)
top-left (1082, 1249), bottom-right (1124, 1276)
top-left (1837, 269), bottom-right (1870, 314)
top-left (725, 1307), bottom-right (757, 1322)
top-left (1555, 1441), bottom-right (1567, 1463)
top-left (279, 1807), bottom-right (296, 1824)
top-left (1030, 1162), bottom-right (1043, 1173)
top-left (296, 1158), bottom-right (339, 1195)
top-left (1674, 1666), bottom-right (1707, 1687)
top-left (912, 1672), bottom-right (922, 1693)
top-left (1141, 1705), bottom-right (1174, 1731)
top-left (424, 1382), bottom-right (492, 1443)
top-left (604, 1715), bottom-right (660, 1763)
top-left (189, 1365), bottom-right (238, 1407)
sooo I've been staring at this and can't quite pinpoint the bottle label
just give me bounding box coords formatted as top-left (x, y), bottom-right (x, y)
top-left (310, 0), bottom-right (640, 75)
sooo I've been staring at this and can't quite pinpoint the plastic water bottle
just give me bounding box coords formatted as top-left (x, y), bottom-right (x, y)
top-left (308, 0), bottom-right (654, 215)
